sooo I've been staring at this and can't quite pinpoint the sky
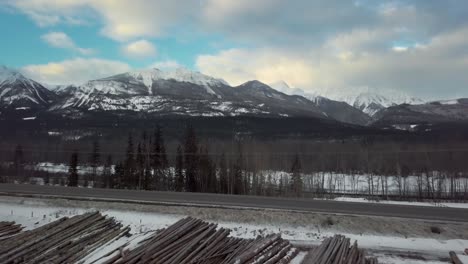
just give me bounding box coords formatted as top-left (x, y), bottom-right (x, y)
top-left (0, 0), bottom-right (468, 100)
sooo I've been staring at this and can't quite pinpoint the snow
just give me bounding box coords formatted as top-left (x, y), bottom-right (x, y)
top-left (376, 255), bottom-right (445, 264)
top-left (0, 66), bottom-right (23, 85)
top-left (1, 198), bottom-right (467, 263)
top-left (260, 169), bottom-right (468, 197)
top-left (436, 99), bottom-right (459, 105)
top-left (331, 197), bottom-right (468, 209)
top-left (30, 162), bottom-right (114, 176)
top-left (267, 81), bottom-right (424, 116)
top-left (127, 67), bottom-right (227, 95)
top-left (0, 88), bottom-right (11, 98)
top-left (458, 254), bottom-right (468, 263)
top-left (290, 251), bottom-right (307, 264)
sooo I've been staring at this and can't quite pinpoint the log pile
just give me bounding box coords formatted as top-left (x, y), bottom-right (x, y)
top-left (0, 222), bottom-right (23, 240)
top-left (102, 217), bottom-right (299, 264)
top-left (0, 213), bottom-right (380, 264)
top-left (303, 235), bottom-right (378, 264)
top-left (0, 212), bottom-right (130, 264)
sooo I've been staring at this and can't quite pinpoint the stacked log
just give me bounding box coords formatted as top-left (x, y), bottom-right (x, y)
top-left (0, 213), bottom-right (379, 264)
top-left (0, 212), bottom-right (130, 263)
top-left (0, 222), bottom-right (23, 240)
top-left (103, 217), bottom-right (298, 264)
top-left (303, 235), bottom-right (378, 264)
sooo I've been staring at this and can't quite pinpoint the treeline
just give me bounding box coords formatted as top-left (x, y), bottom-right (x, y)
top-left (2, 124), bottom-right (468, 200)
top-left (65, 125), bottom-right (304, 196)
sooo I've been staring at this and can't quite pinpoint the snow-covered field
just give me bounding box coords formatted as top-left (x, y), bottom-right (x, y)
top-left (261, 170), bottom-right (468, 196)
top-left (30, 162), bottom-right (468, 198)
top-left (0, 196), bottom-right (467, 263)
top-left (330, 197), bottom-right (468, 209)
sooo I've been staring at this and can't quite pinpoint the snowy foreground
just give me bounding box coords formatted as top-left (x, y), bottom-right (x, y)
top-left (330, 197), bottom-right (468, 209)
top-left (0, 197), bottom-right (467, 263)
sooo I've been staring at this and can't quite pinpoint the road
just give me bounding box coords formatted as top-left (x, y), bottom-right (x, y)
top-left (0, 183), bottom-right (467, 222)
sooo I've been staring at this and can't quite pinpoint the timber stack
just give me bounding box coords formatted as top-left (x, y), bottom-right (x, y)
top-left (101, 216), bottom-right (298, 264)
top-left (0, 212), bottom-right (130, 263)
top-left (302, 235), bottom-right (378, 264)
top-left (0, 222), bottom-right (23, 240)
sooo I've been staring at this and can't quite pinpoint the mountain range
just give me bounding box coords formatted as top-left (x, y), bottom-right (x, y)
top-left (0, 65), bottom-right (467, 129)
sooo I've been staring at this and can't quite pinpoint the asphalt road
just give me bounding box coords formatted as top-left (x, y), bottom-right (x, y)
top-left (0, 183), bottom-right (467, 222)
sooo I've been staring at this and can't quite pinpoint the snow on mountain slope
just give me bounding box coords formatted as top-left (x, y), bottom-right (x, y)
top-left (345, 91), bottom-right (424, 116)
top-left (269, 81), bottom-right (372, 125)
top-left (0, 66), bottom-right (55, 108)
top-left (270, 81), bottom-right (423, 116)
top-left (47, 71), bottom-right (327, 119)
top-left (373, 98), bottom-right (468, 126)
top-left (126, 67), bottom-right (228, 95)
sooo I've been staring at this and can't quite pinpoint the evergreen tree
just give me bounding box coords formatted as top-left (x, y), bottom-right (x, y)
top-left (114, 162), bottom-right (125, 189)
top-left (68, 151), bottom-right (79, 187)
top-left (175, 145), bottom-right (184, 192)
top-left (89, 140), bottom-right (100, 186)
top-left (124, 133), bottom-right (136, 188)
top-left (184, 125), bottom-right (198, 192)
top-left (219, 153), bottom-right (228, 194)
top-left (136, 142), bottom-right (144, 189)
top-left (290, 154), bottom-right (303, 196)
top-left (151, 126), bottom-right (168, 190)
top-left (232, 156), bottom-right (243, 195)
top-left (232, 144), bottom-right (244, 195)
top-left (13, 144), bottom-right (25, 181)
top-left (103, 155), bottom-right (113, 188)
top-left (198, 146), bottom-right (217, 193)
top-left (160, 132), bottom-right (169, 190)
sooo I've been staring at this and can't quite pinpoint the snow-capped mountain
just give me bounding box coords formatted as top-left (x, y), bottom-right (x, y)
top-left (373, 98), bottom-right (468, 126)
top-left (343, 91), bottom-right (424, 116)
top-left (48, 68), bottom-right (327, 119)
top-left (269, 81), bottom-right (372, 125)
top-left (270, 81), bottom-right (423, 117)
top-left (0, 66), bottom-right (55, 109)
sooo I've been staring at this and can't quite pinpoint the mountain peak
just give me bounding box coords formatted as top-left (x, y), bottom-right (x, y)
top-left (240, 80), bottom-right (270, 88)
top-left (128, 67), bottom-right (229, 88)
top-left (269, 80), bottom-right (290, 92)
top-left (0, 66), bottom-right (25, 84)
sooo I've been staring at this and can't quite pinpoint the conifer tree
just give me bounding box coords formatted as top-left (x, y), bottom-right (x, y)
top-left (184, 125), bottom-right (198, 192)
top-left (124, 133), bottom-right (136, 188)
top-left (89, 140), bottom-right (100, 186)
top-left (13, 144), bottom-right (24, 181)
top-left (136, 142), bottom-right (144, 189)
top-left (219, 153), bottom-right (228, 194)
top-left (175, 145), bottom-right (184, 192)
top-left (290, 154), bottom-right (303, 196)
top-left (103, 155), bottom-right (113, 188)
top-left (68, 151), bottom-right (79, 187)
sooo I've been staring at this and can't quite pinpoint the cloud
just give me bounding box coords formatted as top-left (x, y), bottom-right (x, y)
top-left (21, 58), bottom-right (131, 85)
top-left (6, 0), bottom-right (197, 41)
top-left (197, 26), bottom-right (468, 100)
top-left (6, 0), bottom-right (468, 99)
top-left (122, 40), bottom-right (157, 58)
top-left (196, 48), bottom-right (314, 87)
top-left (41, 32), bottom-right (94, 55)
top-left (150, 60), bottom-right (181, 70)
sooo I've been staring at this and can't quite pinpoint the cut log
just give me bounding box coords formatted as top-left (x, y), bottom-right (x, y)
top-left (449, 251), bottom-right (464, 264)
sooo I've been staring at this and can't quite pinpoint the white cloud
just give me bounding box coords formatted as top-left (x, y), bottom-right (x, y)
top-left (41, 32), bottom-right (94, 55)
top-left (21, 58), bottom-right (131, 85)
top-left (122, 40), bottom-right (157, 58)
top-left (196, 26), bottom-right (468, 100)
top-left (197, 48), bottom-right (315, 88)
top-left (6, 0), bottom-right (468, 99)
top-left (6, 0), bottom-right (197, 41)
top-left (150, 60), bottom-right (181, 70)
